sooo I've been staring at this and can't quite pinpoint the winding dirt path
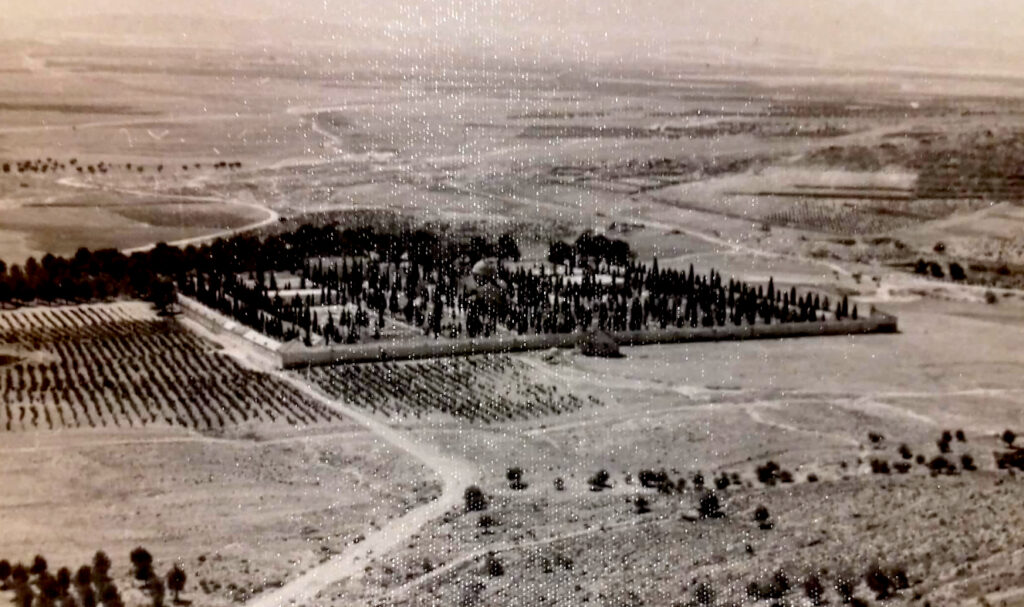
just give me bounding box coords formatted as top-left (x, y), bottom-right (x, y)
top-left (245, 371), bottom-right (480, 607)
top-left (176, 316), bottom-right (482, 607)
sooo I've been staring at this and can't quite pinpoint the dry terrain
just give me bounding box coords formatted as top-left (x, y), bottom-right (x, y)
top-left (3, 36), bottom-right (1024, 607)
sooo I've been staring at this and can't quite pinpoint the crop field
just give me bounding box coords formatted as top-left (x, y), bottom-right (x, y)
top-left (0, 302), bottom-right (344, 431)
top-left (302, 355), bottom-right (596, 423)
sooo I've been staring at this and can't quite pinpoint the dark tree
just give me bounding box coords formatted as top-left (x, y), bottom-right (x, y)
top-left (506, 467), bottom-right (527, 490)
top-left (485, 554), bottom-right (504, 577)
top-left (464, 486), bottom-right (488, 512)
top-left (30, 555), bottom-right (47, 576)
top-left (804, 574), bottom-right (825, 606)
top-left (166, 565), bottom-right (186, 603)
top-left (130, 547), bottom-right (154, 581)
top-left (496, 234), bottom-right (521, 261)
top-left (1003, 429), bottom-right (1017, 447)
top-left (698, 492), bottom-right (723, 519)
top-left (547, 241), bottom-right (574, 266)
top-left (587, 469), bottom-right (611, 491)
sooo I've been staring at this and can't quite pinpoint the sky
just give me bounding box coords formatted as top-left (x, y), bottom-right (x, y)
top-left (6, 0), bottom-right (1024, 74)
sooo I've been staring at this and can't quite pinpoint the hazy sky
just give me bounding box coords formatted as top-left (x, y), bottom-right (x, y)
top-left (7, 0), bottom-right (1024, 73)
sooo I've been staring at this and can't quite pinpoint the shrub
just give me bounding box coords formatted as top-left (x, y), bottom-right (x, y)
top-left (588, 470), bottom-right (611, 491)
top-left (996, 449), bottom-right (1024, 470)
top-left (753, 505), bottom-right (770, 523)
top-left (30, 555), bottom-right (47, 576)
top-left (807, 473), bottom-right (819, 483)
top-left (714, 473), bottom-right (731, 490)
top-left (747, 570), bottom-right (791, 600)
top-left (486, 554), bottom-right (504, 577)
top-left (166, 565), bottom-right (186, 603)
top-left (893, 462), bottom-right (912, 474)
top-left (693, 582), bottom-right (716, 606)
top-left (779, 470), bottom-right (794, 483)
top-left (955, 429), bottom-right (966, 442)
top-left (928, 456), bottom-right (956, 475)
top-left (834, 571), bottom-right (856, 603)
top-left (937, 438), bottom-right (951, 454)
top-left (100, 584), bottom-right (124, 607)
top-left (868, 432), bottom-right (884, 444)
top-left (754, 505), bottom-right (773, 530)
top-left (865, 564), bottom-right (893, 599)
top-left (899, 444), bottom-right (913, 459)
top-left (0, 560), bottom-right (10, 585)
top-left (692, 472), bottom-right (705, 489)
top-left (870, 459), bottom-right (891, 474)
top-left (915, 454), bottom-right (925, 465)
top-left (638, 469), bottom-right (669, 489)
top-left (634, 495), bottom-right (651, 515)
top-left (130, 547), bottom-right (154, 581)
top-left (553, 477), bottom-right (565, 491)
top-left (478, 514), bottom-right (499, 530)
top-left (464, 486), bottom-right (488, 512)
top-left (698, 492), bottom-right (723, 519)
top-left (804, 574), bottom-right (826, 606)
top-left (985, 290), bottom-right (998, 304)
top-left (757, 461), bottom-right (781, 485)
top-left (864, 563), bottom-right (908, 600)
top-left (961, 454), bottom-right (977, 471)
top-left (56, 567), bottom-right (71, 593)
top-left (1003, 429), bottom-right (1017, 447)
top-left (506, 467), bottom-right (527, 490)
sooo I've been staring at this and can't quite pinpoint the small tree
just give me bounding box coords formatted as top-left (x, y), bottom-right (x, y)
top-left (166, 565), bottom-right (186, 604)
top-left (698, 492), bottom-right (723, 519)
top-left (834, 571), bottom-right (856, 603)
top-left (865, 564), bottom-right (893, 600)
top-left (753, 505), bottom-right (772, 529)
top-left (804, 574), bottom-right (825, 606)
top-left (485, 554), bottom-right (504, 577)
top-left (634, 495), bottom-right (651, 515)
top-left (464, 486), bottom-right (488, 512)
top-left (693, 582), bottom-right (716, 606)
top-left (588, 469), bottom-right (611, 491)
top-left (56, 567), bottom-right (71, 596)
top-left (0, 560), bottom-right (10, 587)
top-left (506, 467), bottom-right (527, 490)
top-left (1003, 429), bottom-right (1017, 447)
top-left (130, 547), bottom-right (154, 581)
top-left (30, 555), bottom-right (48, 576)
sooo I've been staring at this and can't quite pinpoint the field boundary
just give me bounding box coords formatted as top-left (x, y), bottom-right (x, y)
top-left (177, 294), bottom-right (897, 369)
top-left (177, 294), bottom-right (283, 355)
top-left (277, 312), bottom-right (898, 368)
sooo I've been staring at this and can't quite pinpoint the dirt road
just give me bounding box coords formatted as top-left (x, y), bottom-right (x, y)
top-left (243, 371), bottom-right (479, 607)
top-left (54, 176), bottom-right (281, 253)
